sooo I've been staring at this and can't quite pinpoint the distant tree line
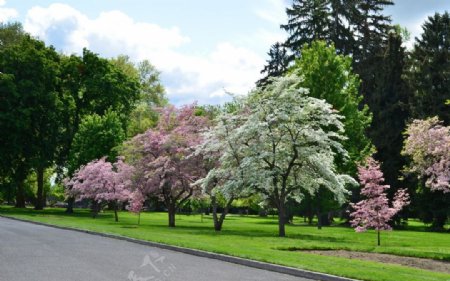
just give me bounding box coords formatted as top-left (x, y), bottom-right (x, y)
top-left (0, 22), bottom-right (166, 211)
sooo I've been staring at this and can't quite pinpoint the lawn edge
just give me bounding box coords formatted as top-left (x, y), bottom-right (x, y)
top-left (0, 214), bottom-right (358, 281)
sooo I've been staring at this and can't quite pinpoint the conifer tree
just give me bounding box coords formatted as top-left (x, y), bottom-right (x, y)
top-left (408, 12), bottom-right (450, 124)
top-left (281, 0), bottom-right (330, 55)
top-left (369, 30), bottom-right (409, 195)
top-left (257, 42), bottom-right (289, 87)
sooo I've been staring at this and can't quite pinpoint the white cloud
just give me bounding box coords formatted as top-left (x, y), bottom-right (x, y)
top-left (0, 0), bottom-right (18, 22)
top-left (24, 3), bottom-right (265, 105)
top-left (24, 4), bottom-right (189, 55)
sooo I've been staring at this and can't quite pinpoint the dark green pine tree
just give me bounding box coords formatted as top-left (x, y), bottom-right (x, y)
top-left (281, 0), bottom-right (330, 56)
top-left (329, 0), bottom-right (357, 55)
top-left (257, 42), bottom-right (289, 87)
top-left (369, 30), bottom-right (409, 196)
top-left (352, 0), bottom-right (393, 63)
top-left (408, 12), bottom-right (450, 124)
top-left (351, 0), bottom-right (394, 102)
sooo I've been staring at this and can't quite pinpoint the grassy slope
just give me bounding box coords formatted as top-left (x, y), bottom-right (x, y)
top-left (0, 206), bottom-right (449, 281)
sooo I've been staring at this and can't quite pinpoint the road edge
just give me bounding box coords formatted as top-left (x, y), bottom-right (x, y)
top-left (0, 214), bottom-right (358, 281)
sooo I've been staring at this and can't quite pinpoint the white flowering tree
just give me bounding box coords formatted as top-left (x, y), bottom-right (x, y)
top-left (195, 100), bottom-right (251, 231)
top-left (237, 74), bottom-right (356, 237)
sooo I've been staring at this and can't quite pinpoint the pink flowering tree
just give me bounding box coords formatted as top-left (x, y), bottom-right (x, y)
top-left (128, 189), bottom-right (145, 225)
top-left (124, 104), bottom-right (208, 227)
top-left (350, 157), bottom-right (410, 246)
top-left (66, 157), bottom-right (134, 222)
top-left (402, 117), bottom-right (450, 193)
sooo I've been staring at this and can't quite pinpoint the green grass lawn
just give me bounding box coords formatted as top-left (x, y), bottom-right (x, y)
top-left (1, 206), bottom-right (449, 281)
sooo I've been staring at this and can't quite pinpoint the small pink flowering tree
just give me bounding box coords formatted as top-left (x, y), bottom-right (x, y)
top-left (350, 157), bottom-right (410, 246)
top-left (66, 157), bottom-right (134, 222)
top-left (402, 117), bottom-right (450, 193)
top-left (128, 189), bottom-right (145, 225)
top-left (125, 104), bottom-right (208, 227)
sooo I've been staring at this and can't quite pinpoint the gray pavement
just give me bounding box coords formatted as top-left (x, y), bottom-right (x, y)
top-left (0, 217), bottom-right (310, 281)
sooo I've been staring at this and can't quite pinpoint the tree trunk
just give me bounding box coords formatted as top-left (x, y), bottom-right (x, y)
top-left (66, 197), bottom-right (74, 213)
top-left (316, 190), bottom-right (322, 229)
top-left (212, 196), bottom-right (233, 232)
top-left (114, 202), bottom-right (119, 222)
top-left (377, 229), bottom-right (380, 246)
top-left (92, 201), bottom-right (100, 218)
top-left (15, 173), bottom-right (26, 208)
top-left (278, 201), bottom-right (286, 237)
top-left (317, 211), bottom-right (322, 230)
top-left (211, 196), bottom-right (220, 230)
top-left (307, 210), bottom-right (314, 225)
top-left (35, 166), bottom-right (45, 210)
top-left (168, 204), bottom-right (176, 227)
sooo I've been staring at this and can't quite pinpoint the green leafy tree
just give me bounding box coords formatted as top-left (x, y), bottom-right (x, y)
top-left (0, 22), bottom-right (25, 49)
top-left (290, 42), bottom-right (372, 226)
top-left (58, 49), bottom-right (139, 212)
top-left (291, 41), bottom-right (373, 174)
top-left (0, 34), bottom-right (61, 208)
top-left (58, 49), bottom-right (140, 169)
top-left (138, 60), bottom-right (167, 107)
top-left (68, 111), bottom-right (126, 175)
top-left (111, 55), bottom-right (167, 137)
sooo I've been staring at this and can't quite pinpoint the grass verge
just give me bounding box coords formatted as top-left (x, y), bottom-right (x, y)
top-left (0, 206), bottom-right (449, 281)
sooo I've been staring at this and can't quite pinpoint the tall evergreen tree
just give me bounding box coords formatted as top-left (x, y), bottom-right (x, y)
top-left (351, 0), bottom-right (393, 64)
top-left (257, 42), bottom-right (289, 87)
top-left (369, 30), bottom-right (409, 195)
top-left (352, 0), bottom-right (394, 103)
top-left (328, 0), bottom-right (357, 55)
top-left (273, 0), bottom-right (394, 88)
top-left (408, 12), bottom-right (450, 124)
top-left (281, 0), bottom-right (330, 55)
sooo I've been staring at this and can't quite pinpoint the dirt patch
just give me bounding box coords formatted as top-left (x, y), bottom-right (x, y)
top-left (303, 250), bottom-right (450, 274)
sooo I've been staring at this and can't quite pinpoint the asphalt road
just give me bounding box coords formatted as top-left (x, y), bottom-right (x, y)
top-left (0, 217), bottom-right (310, 281)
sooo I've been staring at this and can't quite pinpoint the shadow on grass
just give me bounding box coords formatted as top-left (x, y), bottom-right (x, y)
top-left (138, 222), bottom-right (351, 243)
top-left (0, 206), bottom-right (106, 220)
top-left (0, 207), bottom-right (352, 244)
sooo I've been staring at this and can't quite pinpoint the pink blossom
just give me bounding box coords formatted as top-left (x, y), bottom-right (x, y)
top-left (65, 157), bottom-right (135, 219)
top-left (124, 104), bottom-right (208, 226)
top-left (350, 157), bottom-right (410, 236)
top-left (403, 117), bottom-right (450, 193)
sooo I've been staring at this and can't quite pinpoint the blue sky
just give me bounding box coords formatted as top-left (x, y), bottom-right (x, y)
top-left (0, 0), bottom-right (449, 105)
